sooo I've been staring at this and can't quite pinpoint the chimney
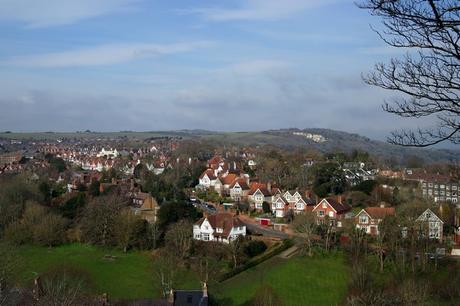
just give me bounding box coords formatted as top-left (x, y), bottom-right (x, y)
top-left (267, 182), bottom-right (272, 192)
top-left (337, 195), bottom-right (342, 204)
top-left (167, 289), bottom-right (175, 304)
top-left (202, 282), bottom-right (208, 298)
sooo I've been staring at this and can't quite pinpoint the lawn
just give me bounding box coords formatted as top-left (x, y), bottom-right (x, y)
top-left (212, 253), bottom-right (350, 306)
top-left (12, 244), bottom-right (200, 299)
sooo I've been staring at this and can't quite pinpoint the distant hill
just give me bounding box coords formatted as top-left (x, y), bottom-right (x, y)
top-left (199, 128), bottom-right (460, 163)
top-left (1, 128), bottom-right (459, 163)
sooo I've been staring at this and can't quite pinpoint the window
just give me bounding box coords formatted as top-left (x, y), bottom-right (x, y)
top-left (359, 215), bottom-right (368, 224)
top-left (322, 202), bottom-right (327, 208)
top-left (203, 234), bottom-right (210, 241)
top-left (318, 210), bottom-right (325, 217)
top-left (328, 211), bottom-right (334, 218)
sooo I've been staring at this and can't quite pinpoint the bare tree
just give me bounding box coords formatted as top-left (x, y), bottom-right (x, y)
top-left (153, 250), bottom-right (178, 298)
top-left (359, 0), bottom-right (460, 146)
top-left (114, 209), bottom-right (141, 253)
top-left (164, 220), bottom-right (193, 260)
top-left (292, 212), bottom-right (316, 256)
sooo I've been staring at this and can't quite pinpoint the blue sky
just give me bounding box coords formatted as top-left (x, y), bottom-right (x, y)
top-left (0, 0), bottom-right (429, 140)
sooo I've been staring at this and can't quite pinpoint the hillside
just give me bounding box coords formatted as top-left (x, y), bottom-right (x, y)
top-left (1, 128), bottom-right (459, 163)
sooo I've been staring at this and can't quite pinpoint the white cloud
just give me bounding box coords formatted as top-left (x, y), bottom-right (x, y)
top-left (2, 41), bottom-right (212, 67)
top-left (0, 0), bottom-right (140, 27)
top-left (186, 0), bottom-right (340, 21)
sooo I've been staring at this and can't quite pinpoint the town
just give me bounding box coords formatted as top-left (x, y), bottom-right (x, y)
top-left (1, 0), bottom-right (460, 305)
top-left (0, 132), bottom-right (459, 305)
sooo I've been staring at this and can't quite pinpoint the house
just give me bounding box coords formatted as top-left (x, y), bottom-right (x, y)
top-left (247, 183), bottom-right (274, 210)
top-left (193, 213), bottom-right (246, 243)
top-left (271, 191), bottom-right (314, 217)
top-left (198, 169), bottom-right (217, 189)
top-left (416, 208), bottom-right (444, 240)
top-left (166, 283), bottom-right (209, 306)
top-left (355, 206), bottom-right (396, 235)
top-left (229, 179), bottom-right (250, 202)
top-left (312, 198), bottom-right (352, 227)
top-left (131, 192), bottom-right (160, 223)
top-left (272, 196), bottom-right (289, 218)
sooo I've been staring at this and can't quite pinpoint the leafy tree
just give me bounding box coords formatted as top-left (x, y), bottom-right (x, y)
top-left (310, 162), bottom-right (347, 197)
top-left (45, 155), bottom-right (66, 173)
top-left (262, 202), bottom-right (271, 214)
top-left (60, 193), bottom-right (86, 219)
top-left (88, 181), bottom-right (100, 197)
top-left (352, 180), bottom-right (378, 195)
top-left (157, 202), bottom-right (202, 231)
top-left (244, 240), bottom-right (267, 258)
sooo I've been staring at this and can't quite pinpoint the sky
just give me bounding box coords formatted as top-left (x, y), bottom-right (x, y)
top-left (0, 0), bottom-right (433, 141)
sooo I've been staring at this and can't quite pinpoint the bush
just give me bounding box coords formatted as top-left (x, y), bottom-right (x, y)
top-left (262, 202), bottom-right (271, 214)
top-left (33, 213), bottom-right (68, 247)
top-left (244, 240), bottom-right (267, 258)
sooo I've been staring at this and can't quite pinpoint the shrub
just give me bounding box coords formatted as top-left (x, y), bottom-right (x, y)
top-left (244, 240), bottom-right (267, 258)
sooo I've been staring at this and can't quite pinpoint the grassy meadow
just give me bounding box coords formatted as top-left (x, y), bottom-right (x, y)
top-left (12, 244), bottom-right (200, 299)
top-left (211, 252), bottom-right (350, 306)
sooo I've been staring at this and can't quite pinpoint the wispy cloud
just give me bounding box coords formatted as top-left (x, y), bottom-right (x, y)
top-left (2, 42), bottom-right (212, 67)
top-left (0, 0), bottom-right (140, 27)
top-left (357, 46), bottom-right (408, 55)
top-left (185, 0), bottom-right (340, 22)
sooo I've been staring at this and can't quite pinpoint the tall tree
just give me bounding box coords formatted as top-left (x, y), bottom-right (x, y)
top-left (359, 0), bottom-right (460, 146)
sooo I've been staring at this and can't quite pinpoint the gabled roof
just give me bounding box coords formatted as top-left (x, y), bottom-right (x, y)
top-left (313, 198), bottom-right (351, 214)
top-left (199, 169), bottom-right (216, 180)
top-left (221, 173), bottom-right (238, 185)
top-left (230, 179), bottom-right (249, 190)
top-left (416, 208), bottom-right (444, 223)
top-left (196, 213), bottom-right (244, 238)
top-left (359, 207), bottom-right (395, 220)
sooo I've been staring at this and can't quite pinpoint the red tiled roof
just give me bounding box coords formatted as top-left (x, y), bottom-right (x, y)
top-left (199, 169), bottom-right (216, 180)
top-left (363, 207), bottom-right (395, 219)
top-left (221, 173), bottom-right (238, 185)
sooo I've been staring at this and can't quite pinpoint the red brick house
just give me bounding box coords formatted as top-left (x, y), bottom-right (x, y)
top-left (312, 198), bottom-right (352, 227)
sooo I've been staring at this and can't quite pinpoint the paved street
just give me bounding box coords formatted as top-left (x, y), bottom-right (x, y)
top-left (241, 220), bottom-right (290, 239)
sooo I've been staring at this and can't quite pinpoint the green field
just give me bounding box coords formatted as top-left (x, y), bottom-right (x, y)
top-left (211, 253), bottom-right (350, 306)
top-left (12, 244), bottom-right (200, 299)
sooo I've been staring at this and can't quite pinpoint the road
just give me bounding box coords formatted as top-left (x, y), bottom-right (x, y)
top-left (242, 220), bottom-right (290, 240)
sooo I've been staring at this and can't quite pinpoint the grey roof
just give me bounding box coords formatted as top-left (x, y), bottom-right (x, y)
top-left (174, 290), bottom-right (208, 306)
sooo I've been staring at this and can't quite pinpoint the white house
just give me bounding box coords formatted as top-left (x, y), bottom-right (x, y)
top-left (96, 148), bottom-right (119, 158)
top-left (193, 213), bottom-right (246, 243)
top-left (416, 208), bottom-right (444, 240)
top-left (198, 169), bottom-right (218, 189)
top-left (355, 207), bottom-right (396, 235)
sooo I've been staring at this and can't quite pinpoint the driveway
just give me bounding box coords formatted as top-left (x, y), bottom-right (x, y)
top-left (241, 220), bottom-right (290, 239)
